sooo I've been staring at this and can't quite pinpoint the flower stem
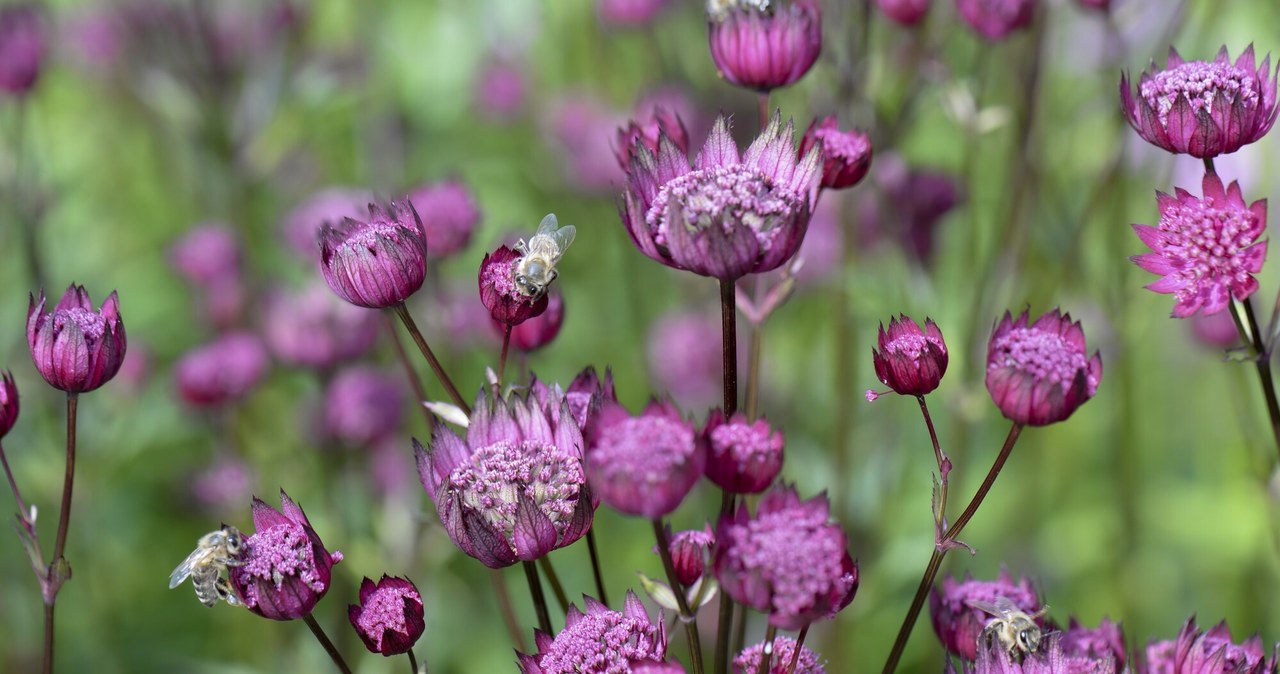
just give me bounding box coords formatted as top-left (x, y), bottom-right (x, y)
top-left (787, 625), bottom-right (810, 674)
top-left (916, 396), bottom-right (950, 526)
top-left (408, 647), bottom-right (424, 674)
top-left (882, 422), bottom-right (1024, 674)
top-left (757, 93), bottom-right (770, 131)
top-left (745, 324), bottom-right (763, 421)
top-left (585, 528), bottom-right (610, 606)
top-left (0, 441), bottom-right (31, 531)
top-left (714, 490), bottom-right (737, 674)
top-left (757, 624), bottom-right (778, 673)
top-left (653, 519), bottom-right (705, 674)
top-left (383, 314), bottom-right (435, 426)
top-left (719, 279), bottom-right (739, 417)
top-left (491, 569), bottom-right (527, 651)
top-left (537, 556), bottom-right (569, 615)
top-left (523, 560), bottom-right (552, 635)
top-left (303, 612), bottom-right (354, 674)
top-left (1230, 297), bottom-right (1280, 461)
top-left (41, 393), bottom-right (80, 674)
top-left (498, 325), bottom-right (513, 387)
top-left (392, 303), bottom-right (470, 415)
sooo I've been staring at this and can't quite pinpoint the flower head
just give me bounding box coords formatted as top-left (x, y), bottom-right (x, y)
top-left (169, 222), bottom-right (241, 288)
top-left (507, 291), bottom-right (566, 352)
top-left (876, 0), bottom-right (930, 26)
top-left (348, 575), bottom-right (425, 656)
top-left (518, 591), bottom-right (674, 673)
top-left (474, 59), bottom-right (526, 122)
top-left (616, 106), bottom-right (690, 172)
top-left (319, 200), bottom-right (428, 309)
top-left (872, 315), bottom-right (948, 397)
top-left (415, 387), bottom-right (591, 569)
top-left (564, 367), bottom-right (618, 439)
top-left (1058, 617), bottom-right (1127, 671)
top-left (480, 245), bottom-right (551, 326)
top-left (734, 635), bottom-right (826, 673)
top-left (955, 0), bottom-right (1034, 41)
top-left (0, 5), bottom-right (43, 96)
top-left (229, 490), bottom-right (344, 620)
top-left (648, 309), bottom-right (723, 410)
top-left (27, 284), bottom-right (127, 394)
top-left (665, 525), bottom-right (715, 586)
top-left (585, 398), bottom-right (704, 519)
top-left (707, 0), bottom-right (822, 93)
top-left (262, 283), bottom-right (379, 370)
top-left (703, 409), bottom-right (784, 494)
top-left (799, 116), bottom-right (873, 190)
top-left (282, 187), bottom-right (371, 257)
top-left (1121, 45), bottom-right (1279, 158)
top-left (174, 332), bottom-right (270, 408)
top-left (1132, 173), bottom-right (1267, 317)
top-left (985, 309), bottom-right (1102, 426)
top-left (714, 485), bottom-right (857, 630)
top-left (929, 570), bottom-right (1042, 661)
top-left (959, 632), bottom-right (1118, 674)
top-left (323, 366), bottom-right (405, 447)
top-left (407, 180), bottom-right (481, 260)
top-left (622, 113), bottom-right (821, 281)
top-left (0, 371), bottom-right (18, 438)
top-left (1139, 618), bottom-right (1276, 674)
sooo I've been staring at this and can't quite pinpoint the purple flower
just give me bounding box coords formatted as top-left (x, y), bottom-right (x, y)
top-left (348, 575), bottom-right (426, 656)
top-left (169, 222), bottom-right (241, 288)
top-left (1131, 173), bottom-right (1267, 318)
top-left (585, 399), bottom-right (704, 519)
top-left (406, 180), bottom-right (481, 260)
top-left (262, 283), bottom-right (379, 370)
top-left (733, 635), bottom-right (826, 674)
top-left (872, 315), bottom-right (948, 397)
top-left (322, 366), bottom-right (405, 447)
top-left (713, 485), bottom-right (857, 630)
top-left (0, 5), bottom-right (43, 96)
top-left (474, 59), bottom-right (526, 122)
top-left (616, 106), bottom-right (691, 172)
top-left (1121, 45), bottom-right (1279, 158)
top-left (190, 454), bottom-right (254, 512)
top-left (876, 0), bottom-right (930, 26)
top-left (959, 632), bottom-right (1118, 674)
top-left (985, 308), bottom-right (1102, 427)
top-left (707, 0), bottom-right (822, 93)
top-left (415, 388), bottom-right (592, 569)
top-left (598, 0), bottom-right (670, 26)
top-left (550, 95), bottom-right (629, 192)
top-left (1139, 618), bottom-right (1276, 674)
top-left (319, 200), bottom-right (428, 309)
top-left (665, 525), bottom-right (715, 586)
top-left (27, 284), bottom-right (127, 394)
top-left (1058, 617), bottom-right (1127, 671)
top-left (0, 371), bottom-right (18, 438)
top-left (623, 113), bottom-right (821, 281)
top-left (799, 116), bottom-right (873, 190)
top-left (565, 366), bottom-right (618, 439)
top-left (856, 155), bottom-right (962, 263)
top-left (174, 332), bottom-right (270, 408)
top-left (281, 187), bottom-right (371, 258)
top-left (647, 309), bottom-right (723, 410)
top-left (1189, 310), bottom-right (1240, 349)
top-left (517, 591), bottom-right (675, 674)
top-left (929, 570), bottom-right (1042, 661)
top-left (479, 245), bottom-right (550, 326)
top-left (702, 409), bottom-right (784, 494)
top-left (954, 0), bottom-right (1034, 41)
top-left (229, 490), bottom-right (344, 621)
top-left (507, 291), bottom-right (565, 352)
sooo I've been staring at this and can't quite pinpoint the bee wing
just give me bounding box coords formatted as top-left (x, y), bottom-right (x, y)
top-left (966, 597), bottom-right (1017, 618)
top-left (535, 213), bottom-right (560, 237)
top-left (550, 225), bottom-right (576, 258)
top-left (169, 547), bottom-right (207, 588)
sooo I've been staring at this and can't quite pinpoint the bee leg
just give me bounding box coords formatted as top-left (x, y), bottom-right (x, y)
top-left (215, 576), bottom-right (242, 607)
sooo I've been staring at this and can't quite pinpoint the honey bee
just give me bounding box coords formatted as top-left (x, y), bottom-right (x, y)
top-left (169, 525), bottom-right (246, 608)
top-left (969, 596), bottom-right (1049, 662)
top-left (513, 214), bottom-right (576, 300)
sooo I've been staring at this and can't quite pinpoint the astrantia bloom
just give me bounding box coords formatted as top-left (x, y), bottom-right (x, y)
top-left (0, 371), bottom-right (17, 438)
top-left (1121, 45), bottom-right (1278, 158)
top-left (1131, 173), bottom-right (1267, 317)
top-left (564, 366), bottom-right (618, 438)
top-left (734, 636), bottom-right (826, 674)
top-left (799, 116), bottom-right (873, 190)
top-left (407, 179), bottom-right (480, 260)
top-left (929, 570), bottom-right (1042, 661)
top-left (323, 366), bottom-right (404, 447)
top-left (986, 309), bottom-right (1102, 426)
top-left (474, 59), bottom-right (526, 122)
top-left (872, 315), bottom-right (948, 396)
top-left (27, 284), bottom-right (127, 394)
top-left (1140, 618), bottom-right (1276, 674)
top-left (348, 575), bottom-right (425, 656)
top-left (415, 388), bottom-right (592, 569)
top-left (281, 187), bottom-right (370, 257)
top-left (707, 0), bottom-right (821, 93)
top-left (479, 245), bottom-right (550, 326)
top-left (173, 332), bottom-right (270, 408)
top-left (1058, 617), bottom-right (1126, 671)
top-left (229, 490), bottom-right (344, 620)
top-left (169, 222), bottom-right (241, 288)
top-left (959, 632), bottom-right (1118, 674)
top-left (319, 200), bottom-right (428, 309)
top-left (622, 113), bottom-right (821, 281)
top-left (507, 291), bottom-right (565, 352)
top-left (714, 485), bottom-right (857, 630)
top-left (665, 526), bottom-right (715, 586)
top-left (262, 283), bottom-right (379, 370)
top-left (648, 309), bottom-right (722, 410)
top-left (0, 5), bottom-right (43, 96)
top-left (585, 399), bottom-right (704, 519)
top-left (615, 106), bottom-right (690, 172)
top-left (876, 0), bottom-right (930, 26)
top-left (954, 0), bottom-right (1034, 41)
top-left (518, 592), bottom-right (674, 673)
top-left (702, 408), bottom-right (784, 494)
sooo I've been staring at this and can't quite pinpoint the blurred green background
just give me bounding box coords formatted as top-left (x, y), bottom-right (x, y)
top-left (2, 0), bottom-right (1280, 671)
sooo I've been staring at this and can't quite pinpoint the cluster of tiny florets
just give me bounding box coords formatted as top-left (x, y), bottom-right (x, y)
top-left (1141, 60), bottom-right (1259, 125)
top-left (447, 441), bottom-right (583, 534)
top-left (647, 165), bottom-right (799, 247)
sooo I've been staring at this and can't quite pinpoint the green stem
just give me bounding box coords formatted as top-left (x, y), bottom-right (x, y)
top-left (523, 560), bottom-right (553, 635)
top-left (585, 528), bottom-right (610, 606)
top-left (757, 93), bottom-right (770, 131)
top-left (408, 647), bottom-right (424, 674)
top-left (714, 490), bottom-right (737, 674)
top-left (1230, 298), bottom-right (1280, 462)
top-left (498, 325), bottom-right (513, 387)
top-left (654, 520), bottom-right (705, 674)
top-left (303, 612), bottom-right (354, 674)
top-left (0, 441), bottom-right (30, 530)
top-left (492, 569), bottom-right (527, 651)
top-left (383, 314), bottom-right (435, 426)
top-left (537, 556), bottom-right (570, 615)
top-left (719, 280), bottom-right (739, 417)
top-left (392, 303), bottom-right (470, 415)
top-left (787, 625), bottom-right (810, 674)
top-left (916, 396), bottom-right (949, 526)
top-left (758, 625), bottom-right (778, 673)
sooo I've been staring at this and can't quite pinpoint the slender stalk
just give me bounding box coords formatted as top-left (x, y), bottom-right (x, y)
top-left (654, 519), bottom-right (705, 674)
top-left (916, 396), bottom-right (949, 525)
top-left (0, 441), bottom-right (30, 529)
top-left (384, 314), bottom-right (435, 426)
top-left (719, 280), bottom-right (739, 417)
top-left (523, 560), bottom-right (553, 635)
top-left (498, 325), bottom-right (513, 386)
top-left (51, 394), bottom-right (78, 567)
top-left (731, 602), bottom-right (747, 660)
top-left (787, 625), bottom-right (810, 674)
top-left (492, 569), bottom-right (527, 651)
top-left (408, 647), bottom-right (424, 674)
top-left (585, 528), bottom-right (609, 606)
top-left (757, 93), bottom-right (770, 131)
top-left (303, 612), bottom-right (354, 674)
top-left (537, 556), bottom-right (570, 615)
top-left (392, 303), bottom-right (470, 414)
top-left (714, 491), bottom-right (737, 674)
top-left (1231, 298), bottom-right (1280, 460)
top-left (757, 624), bottom-right (778, 673)
top-left (882, 423), bottom-right (1025, 674)
top-left (745, 324), bottom-right (763, 421)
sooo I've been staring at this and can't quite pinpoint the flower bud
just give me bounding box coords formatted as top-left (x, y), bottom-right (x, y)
top-left (707, 0), bottom-right (822, 93)
top-left (229, 490), bottom-right (344, 620)
top-left (986, 309), bottom-right (1102, 426)
top-left (507, 292), bottom-right (565, 352)
top-left (702, 409), bottom-right (784, 494)
top-left (0, 371), bottom-right (18, 438)
top-left (407, 180), bottom-right (480, 260)
top-left (479, 245), bottom-right (549, 326)
top-left (872, 315), bottom-right (948, 397)
top-left (174, 333), bottom-right (270, 408)
top-left (348, 575), bottom-right (425, 656)
top-left (319, 201), bottom-right (429, 309)
top-left (27, 284), bottom-right (127, 394)
top-left (799, 116), bottom-right (873, 190)
top-left (0, 5), bottom-right (44, 96)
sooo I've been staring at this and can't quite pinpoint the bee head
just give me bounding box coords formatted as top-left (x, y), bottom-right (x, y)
top-left (1018, 627), bottom-right (1040, 653)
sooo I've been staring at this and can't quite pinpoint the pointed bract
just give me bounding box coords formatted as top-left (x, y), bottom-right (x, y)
top-left (27, 284), bottom-right (127, 394)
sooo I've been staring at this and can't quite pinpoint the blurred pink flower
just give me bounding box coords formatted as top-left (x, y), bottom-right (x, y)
top-left (281, 187), bottom-right (373, 257)
top-left (474, 60), bottom-right (527, 122)
top-left (598, 0), bottom-right (670, 27)
top-left (549, 94), bottom-right (628, 191)
top-left (647, 309), bottom-right (723, 410)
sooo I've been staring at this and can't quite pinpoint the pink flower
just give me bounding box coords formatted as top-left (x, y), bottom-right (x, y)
top-left (930, 570), bottom-right (1042, 661)
top-left (615, 106), bottom-right (690, 172)
top-left (986, 308), bottom-right (1102, 426)
top-left (734, 635), bottom-right (826, 673)
top-left (1132, 172), bottom-right (1268, 317)
top-left (348, 575), bottom-right (425, 656)
top-left (479, 245), bottom-right (550, 326)
top-left (27, 284), bottom-right (127, 394)
top-left (506, 291), bottom-right (565, 352)
top-left (799, 116), bottom-right (873, 190)
top-left (173, 333), bottom-right (270, 408)
top-left (702, 409), bottom-right (784, 494)
top-left (876, 0), bottom-right (930, 26)
top-left (169, 222), bottom-right (241, 289)
top-left (262, 283), bottom-right (379, 370)
top-left (281, 187), bottom-right (371, 258)
top-left (1121, 45), bottom-right (1279, 158)
top-left (872, 315), bottom-right (948, 397)
top-left (1138, 618), bottom-right (1275, 674)
top-left (962, 632), bottom-right (1118, 674)
top-left (598, 0), bottom-right (670, 26)
top-left (0, 5), bottom-right (43, 96)
top-left (0, 371), bottom-right (18, 438)
top-left (319, 201), bottom-right (429, 309)
top-left (322, 366), bottom-right (405, 447)
top-left (664, 526), bottom-right (715, 586)
top-left (647, 309), bottom-right (723, 410)
top-left (708, 0), bottom-right (822, 93)
top-left (474, 60), bottom-right (526, 122)
top-left (1058, 617), bottom-right (1127, 671)
top-left (585, 399), bottom-right (704, 519)
top-left (406, 179), bottom-right (481, 260)
top-left (518, 592), bottom-right (676, 673)
top-left (954, 0), bottom-right (1034, 41)
top-left (229, 490), bottom-right (344, 620)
